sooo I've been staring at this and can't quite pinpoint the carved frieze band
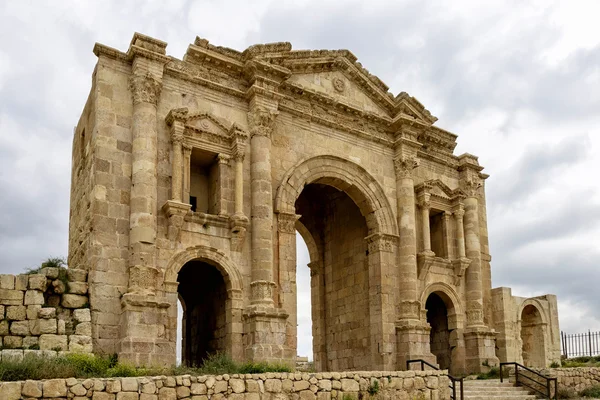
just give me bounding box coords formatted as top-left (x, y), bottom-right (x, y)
top-left (393, 155), bottom-right (420, 179)
top-left (129, 73), bottom-right (162, 105)
top-left (248, 107), bottom-right (278, 139)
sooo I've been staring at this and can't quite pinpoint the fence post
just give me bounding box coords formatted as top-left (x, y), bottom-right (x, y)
top-left (589, 330), bottom-right (593, 357)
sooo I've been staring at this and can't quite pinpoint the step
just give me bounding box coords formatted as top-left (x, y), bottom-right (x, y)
top-left (463, 396), bottom-right (537, 400)
top-left (464, 387), bottom-right (532, 392)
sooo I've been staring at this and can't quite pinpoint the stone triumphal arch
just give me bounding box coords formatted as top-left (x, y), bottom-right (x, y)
top-left (68, 33), bottom-right (561, 372)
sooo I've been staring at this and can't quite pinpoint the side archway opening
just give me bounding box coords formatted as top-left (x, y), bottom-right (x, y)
top-left (521, 304), bottom-right (546, 368)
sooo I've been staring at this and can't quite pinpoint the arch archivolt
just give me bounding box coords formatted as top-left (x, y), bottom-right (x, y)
top-left (164, 245), bottom-right (243, 295)
top-left (421, 282), bottom-right (463, 330)
top-left (274, 155), bottom-right (398, 236)
top-left (518, 299), bottom-right (548, 325)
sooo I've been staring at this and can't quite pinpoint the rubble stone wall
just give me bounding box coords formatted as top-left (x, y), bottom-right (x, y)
top-left (0, 369), bottom-right (450, 400)
top-left (0, 267), bottom-right (91, 356)
top-left (535, 367), bottom-right (600, 393)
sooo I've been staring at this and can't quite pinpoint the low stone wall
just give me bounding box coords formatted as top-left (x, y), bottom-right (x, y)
top-left (0, 268), bottom-right (91, 353)
top-left (536, 367), bottom-right (600, 392)
top-left (0, 370), bottom-right (450, 399)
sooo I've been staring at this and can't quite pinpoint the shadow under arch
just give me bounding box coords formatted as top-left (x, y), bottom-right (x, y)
top-left (163, 245), bottom-right (244, 364)
top-left (421, 282), bottom-right (466, 374)
top-left (274, 154), bottom-right (398, 236)
top-left (518, 299), bottom-right (548, 368)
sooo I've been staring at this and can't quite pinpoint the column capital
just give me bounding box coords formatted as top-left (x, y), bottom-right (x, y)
top-left (461, 178), bottom-right (482, 198)
top-left (277, 212), bottom-right (300, 234)
top-left (417, 193), bottom-right (431, 210)
top-left (182, 143), bottom-right (193, 154)
top-left (129, 73), bottom-right (162, 105)
top-left (248, 107), bottom-right (278, 138)
top-left (365, 233), bottom-right (399, 253)
top-left (453, 205), bottom-right (465, 219)
top-left (217, 153), bottom-right (231, 165)
top-left (393, 155), bottom-right (420, 178)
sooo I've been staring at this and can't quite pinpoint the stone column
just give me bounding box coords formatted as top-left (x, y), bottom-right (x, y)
top-left (393, 155), bottom-right (436, 369)
top-left (217, 154), bottom-right (230, 216)
top-left (366, 233), bottom-right (399, 371)
top-left (443, 212), bottom-right (453, 259)
top-left (420, 195), bottom-right (432, 253)
top-left (126, 69), bottom-right (162, 295)
top-left (463, 184), bottom-right (484, 328)
top-left (308, 260), bottom-right (327, 372)
top-left (119, 33), bottom-right (173, 367)
top-left (182, 144), bottom-right (192, 205)
top-left (234, 154), bottom-right (244, 217)
top-left (170, 123), bottom-right (184, 203)
top-left (454, 205), bottom-right (466, 259)
top-left (248, 106), bottom-right (278, 306)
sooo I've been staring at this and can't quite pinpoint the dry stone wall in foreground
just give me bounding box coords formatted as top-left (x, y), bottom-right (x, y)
top-left (535, 367), bottom-right (600, 393)
top-left (0, 370), bottom-right (450, 400)
top-left (0, 268), bottom-right (91, 357)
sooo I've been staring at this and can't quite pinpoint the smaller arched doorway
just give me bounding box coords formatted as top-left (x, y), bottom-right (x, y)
top-left (426, 293), bottom-right (452, 370)
top-left (177, 260), bottom-right (227, 366)
top-left (521, 304), bottom-right (546, 368)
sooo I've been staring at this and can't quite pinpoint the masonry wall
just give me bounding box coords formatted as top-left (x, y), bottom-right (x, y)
top-left (536, 367), bottom-right (600, 394)
top-left (0, 268), bottom-right (91, 355)
top-left (0, 370), bottom-right (451, 400)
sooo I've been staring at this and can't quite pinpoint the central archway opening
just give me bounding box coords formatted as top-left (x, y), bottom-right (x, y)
top-left (521, 304), bottom-right (545, 367)
top-left (426, 292), bottom-right (451, 370)
top-left (177, 260), bottom-right (227, 366)
top-left (295, 183), bottom-right (370, 371)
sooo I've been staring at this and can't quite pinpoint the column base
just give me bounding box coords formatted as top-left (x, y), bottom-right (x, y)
top-left (243, 305), bottom-right (295, 366)
top-left (396, 319), bottom-right (437, 370)
top-left (464, 326), bottom-right (499, 373)
top-left (118, 293), bottom-right (174, 367)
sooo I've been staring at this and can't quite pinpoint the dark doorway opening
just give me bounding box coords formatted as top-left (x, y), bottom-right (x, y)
top-left (426, 292), bottom-right (452, 370)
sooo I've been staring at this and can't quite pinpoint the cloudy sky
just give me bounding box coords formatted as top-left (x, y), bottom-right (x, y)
top-left (1, 0), bottom-right (599, 360)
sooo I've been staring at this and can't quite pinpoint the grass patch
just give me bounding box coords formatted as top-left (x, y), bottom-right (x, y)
top-left (476, 367), bottom-right (508, 380)
top-left (580, 384), bottom-right (600, 398)
top-left (0, 352), bottom-right (290, 381)
top-left (561, 356), bottom-right (600, 368)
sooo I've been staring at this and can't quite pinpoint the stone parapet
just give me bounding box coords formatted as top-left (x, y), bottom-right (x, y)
top-left (534, 367), bottom-right (600, 393)
top-left (0, 370), bottom-right (450, 400)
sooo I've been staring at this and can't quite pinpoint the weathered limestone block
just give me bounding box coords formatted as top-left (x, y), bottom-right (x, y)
top-left (28, 274), bottom-right (48, 291)
top-left (23, 336), bottom-right (39, 348)
top-left (30, 318), bottom-right (58, 335)
top-left (191, 383), bottom-right (207, 394)
top-left (121, 377), bottom-right (139, 392)
top-left (3, 336), bottom-right (22, 348)
top-left (0, 381), bottom-right (21, 400)
top-left (0, 290), bottom-right (24, 306)
top-left (42, 267), bottom-right (60, 280)
top-left (75, 321), bottom-right (92, 336)
top-left (62, 294), bottom-right (88, 308)
top-left (52, 279), bottom-right (66, 294)
top-left (39, 334), bottom-right (68, 350)
top-left (43, 379), bottom-right (68, 398)
top-left (58, 318), bottom-right (66, 334)
top-left (39, 307), bottom-right (57, 319)
top-left (68, 268), bottom-right (88, 282)
top-left (69, 334), bottom-right (93, 352)
top-left (176, 386), bottom-right (191, 397)
top-left (0, 304), bottom-right (4, 319)
top-left (71, 383), bottom-right (88, 396)
top-left (15, 275), bottom-right (28, 291)
top-left (69, 282), bottom-right (89, 295)
top-left (6, 305), bottom-right (26, 320)
top-left (2, 349), bottom-right (24, 361)
top-left (73, 308), bottom-right (91, 322)
top-left (22, 380), bottom-right (43, 398)
top-left (27, 304), bottom-right (41, 319)
top-left (10, 320), bottom-right (30, 336)
top-left (24, 290), bottom-right (45, 305)
top-left (117, 392), bottom-right (140, 400)
top-left (92, 392), bottom-right (114, 400)
top-left (158, 387), bottom-right (176, 399)
top-left (0, 274), bottom-right (15, 289)
top-left (340, 379), bottom-right (359, 392)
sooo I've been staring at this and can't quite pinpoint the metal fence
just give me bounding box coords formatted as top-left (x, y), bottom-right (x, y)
top-left (561, 330), bottom-right (600, 358)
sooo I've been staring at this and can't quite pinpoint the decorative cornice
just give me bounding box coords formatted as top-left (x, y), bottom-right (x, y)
top-left (129, 73), bottom-right (162, 105)
top-left (365, 233), bottom-right (399, 253)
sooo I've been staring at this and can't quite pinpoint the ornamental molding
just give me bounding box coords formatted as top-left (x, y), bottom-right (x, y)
top-left (277, 212), bottom-right (300, 234)
top-left (165, 107), bottom-right (248, 155)
top-left (415, 179), bottom-right (465, 203)
top-left (129, 73), bottom-right (162, 105)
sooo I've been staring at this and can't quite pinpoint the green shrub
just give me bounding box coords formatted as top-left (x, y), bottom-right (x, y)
top-left (557, 386), bottom-right (578, 399)
top-left (550, 361), bottom-right (561, 368)
top-left (580, 384), bottom-right (600, 398)
top-left (367, 379), bottom-right (380, 396)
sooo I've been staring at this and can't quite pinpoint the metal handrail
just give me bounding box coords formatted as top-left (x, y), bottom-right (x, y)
top-left (500, 362), bottom-right (558, 399)
top-left (407, 359), bottom-right (464, 400)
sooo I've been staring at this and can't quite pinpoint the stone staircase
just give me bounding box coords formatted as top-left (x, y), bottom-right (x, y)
top-left (463, 379), bottom-right (538, 400)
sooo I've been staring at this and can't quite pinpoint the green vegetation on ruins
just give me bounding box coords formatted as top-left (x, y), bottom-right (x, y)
top-left (557, 356), bottom-right (600, 368)
top-left (0, 353), bottom-right (290, 382)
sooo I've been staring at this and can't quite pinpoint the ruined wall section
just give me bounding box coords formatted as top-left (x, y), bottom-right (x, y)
top-left (0, 268), bottom-right (91, 357)
top-left (81, 55), bottom-right (134, 354)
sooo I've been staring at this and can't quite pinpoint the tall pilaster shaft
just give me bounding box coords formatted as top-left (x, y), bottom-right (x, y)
top-left (127, 62), bottom-right (162, 294)
top-left (170, 122), bottom-right (184, 202)
top-left (464, 194), bottom-right (484, 327)
top-left (394, 156), bottom-right (420, 317)
top-left (454, 206), bottom-right (466, 258)
top-left (420, 198), bottom-right (432, 253)
top-left (234, 155), bottom-right (244, 216)
top-left (249, 106), bottom-right (278, 306)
